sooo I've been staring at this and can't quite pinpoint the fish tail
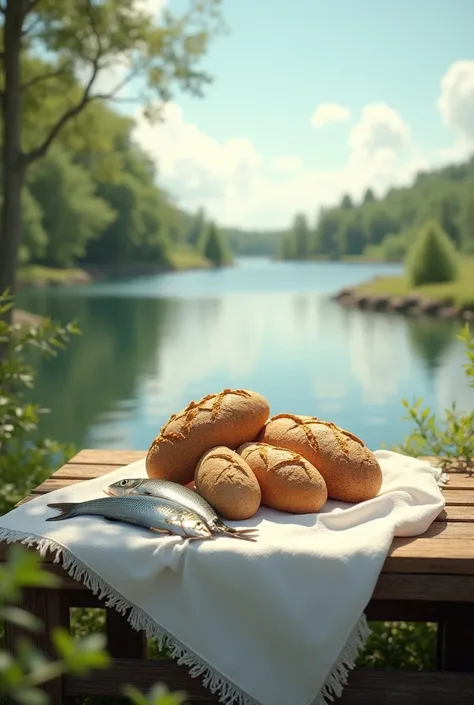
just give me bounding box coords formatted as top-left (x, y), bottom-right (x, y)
top-left (46, 502), bottom-right (78, 521)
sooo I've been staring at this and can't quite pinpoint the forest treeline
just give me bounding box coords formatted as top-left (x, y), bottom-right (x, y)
top-left (17, 56), bottom-right (231, 273)
top-left (280, 158), bottom-right (474, 262)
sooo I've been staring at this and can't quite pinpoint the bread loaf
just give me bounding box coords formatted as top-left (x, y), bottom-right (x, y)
top-left (237, 441), bottom-right (327, 513)
top-left (146, 389), bottom-right (270, 485)
top-left (257, 414), bottom-right (382, 503)
top-left (194, 446), bottom-right (261, 520)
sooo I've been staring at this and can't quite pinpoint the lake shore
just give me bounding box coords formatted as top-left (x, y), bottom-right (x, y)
top-left (17, 257), bottom-right (218, 289)
top-left (332, 258), bottom-right (474, 321)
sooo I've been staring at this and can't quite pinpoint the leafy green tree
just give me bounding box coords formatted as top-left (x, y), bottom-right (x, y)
top-left (0, 293), bottom-right (80, 516)
top-left (362, 188), bottom-right (376, 205)
top-left (200, 221), bottom-right (228, 266)
top-left (19, 187), bottom-right (47, 265)
top-left (28, 146), bottom-right (114, 267)
top-left (340, 194), bottom-right (353, 210)
top-left (460, 194), bottom-right (474, 254)
top-left (338, 213), bottom-right (365, 255)
top-left (367, 208), bottom-right (397, 245)
top-left (291, 213), bottom-right (311, 258)
top-left (406, 219), bottom-right (459, 286)
top-left (0, 0), bottom-right (223, 302)
top-left (314, 211), bottom-right (341, 259)
top-left (187, 207), bottom-right (207, 248)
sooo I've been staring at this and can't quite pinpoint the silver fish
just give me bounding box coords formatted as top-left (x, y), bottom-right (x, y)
top-left (106, 478), bottom-right (258, 542)
top-left (46, 495), bottom-right (212, 540)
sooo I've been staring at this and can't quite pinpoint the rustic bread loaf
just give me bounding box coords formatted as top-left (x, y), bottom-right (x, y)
top-left (194, 446), bottom-right (261, 520)
top-left (146, 388), bottom-right (270, 485)
top-left (257, 414), bottom-right (382, 503)
top-left (237, 441), bottom-right (327, 513)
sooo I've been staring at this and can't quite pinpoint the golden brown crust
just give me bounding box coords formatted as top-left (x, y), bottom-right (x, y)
top-left (257, 415), bottom-right (382, 503)
top-left (237, 442), bottom-right (328, 514)
top-left (145, 388), bottom-right (270, 484)
top-left (194, 446), bottom-right (261, 520)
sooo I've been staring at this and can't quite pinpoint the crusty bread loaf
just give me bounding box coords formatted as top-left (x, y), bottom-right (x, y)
top-left (237, 441), bottom-right (327, 513)
top-left (257, 414), bottom-right (382, 503)
top-left (194, 446), bottom-right (261, 520)
top-left (146, 389), bottom-right (270, 485)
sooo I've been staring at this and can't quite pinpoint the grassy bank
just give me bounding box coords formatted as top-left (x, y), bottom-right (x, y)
top-left (354, 257), bottom-right (474, 308)
top-left (166, 243), bottom-right (212, 270)
top-left (18, 265), bottom-right (91, 287)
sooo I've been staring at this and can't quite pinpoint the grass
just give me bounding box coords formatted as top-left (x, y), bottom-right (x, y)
top-left (18, 265), bottom-right (91, 286)
top-left (167, 243), bottom-right (234, 270)
top-left (354, 256), bottom-right (474, 308)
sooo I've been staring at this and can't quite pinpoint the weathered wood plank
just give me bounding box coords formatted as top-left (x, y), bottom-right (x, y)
top-left (64, 662), bottom-right (474, 704)
top-left (69, 449), bottom-right (146, 465)
top-left (439, 603), bottom-right (474, 671)
top-left (106, 609), bottom-right (147, 659)
top-left (442, 489), bottom-right (474, 505)
top-left (51, 464), bottom-right (124, 480)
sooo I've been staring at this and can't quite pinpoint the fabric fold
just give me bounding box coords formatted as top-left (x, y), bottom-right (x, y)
top-left (0, 450), bottom-right (445, 705)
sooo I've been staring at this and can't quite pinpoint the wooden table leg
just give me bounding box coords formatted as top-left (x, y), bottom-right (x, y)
top-left (106, 608), bottom-right (147, 658)
top-left (439, 603), bottom-right (474, 672)
top-left (4, 587), bottom-right (70, 705)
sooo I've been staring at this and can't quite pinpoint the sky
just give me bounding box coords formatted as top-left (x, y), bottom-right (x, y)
top-left (107, 0), bottom-right (474, 230)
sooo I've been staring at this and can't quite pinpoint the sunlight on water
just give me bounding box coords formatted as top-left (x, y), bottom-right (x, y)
top-left (18, 258), bottom-right (474, 452)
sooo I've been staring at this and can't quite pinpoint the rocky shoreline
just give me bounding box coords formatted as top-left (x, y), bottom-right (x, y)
top-left (332, 287), bottom-right (474, 322)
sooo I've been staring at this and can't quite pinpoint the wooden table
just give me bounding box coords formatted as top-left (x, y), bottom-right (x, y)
top-left (2, 450), bottom-right (474, 704)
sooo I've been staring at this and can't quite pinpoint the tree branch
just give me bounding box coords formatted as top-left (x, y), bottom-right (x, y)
top-left (22, 0), bottom-right (104, 166)
top-left (21, 13), bottom-right (42, 37)
top-left (21, 63), bottom-right (73, 91)
top-left (22, 59), bottom-right (100, 166)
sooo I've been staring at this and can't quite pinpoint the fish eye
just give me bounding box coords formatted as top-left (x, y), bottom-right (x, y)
top-left (120, 480), bottom-right (128, 486)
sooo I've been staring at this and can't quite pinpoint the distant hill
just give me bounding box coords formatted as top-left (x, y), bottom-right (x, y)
top-left (280, 156), bottom-right (474, 262)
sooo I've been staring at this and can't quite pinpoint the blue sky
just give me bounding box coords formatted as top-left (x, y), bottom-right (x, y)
top-left (128, 0), bottom-right (474, 228)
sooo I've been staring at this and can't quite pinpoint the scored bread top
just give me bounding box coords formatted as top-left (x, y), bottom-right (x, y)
top-left (257, 413), bottom-right (382, 503)
top-left (146, 388), bottom-right (270, 484)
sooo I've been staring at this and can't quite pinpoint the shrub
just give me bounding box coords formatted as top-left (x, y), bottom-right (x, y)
top-left (0, 292), bottom-right (79, 516)
top-left (406, 219), bottom-right (459, 286)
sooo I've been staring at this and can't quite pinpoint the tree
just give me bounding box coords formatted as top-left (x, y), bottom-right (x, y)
top-left (362, 188), bottom-right (376, 205)
top-left (338, 213), bottom-right (365, 255)
top-left (28, 146), bottom-right (114, 267)
top-left (200, 221), bottom-right (228, 266)
top-left (291, 213), bottom-right (311, 258)
top-left (367, 208), bottom-right (397, 245)
top-left (0, 0), bottom-right (223, 305)
top-left (340, 194), bottom-right (353, 210)
top-left (314, 211), bottom-right (341, 259)
top-left (188, 207), bottom-right (207, 247)
top-left (406, 219), bottom-right (459, 286)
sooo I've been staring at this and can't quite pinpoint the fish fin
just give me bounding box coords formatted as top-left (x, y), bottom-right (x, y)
top-left (150, 527), bottom-right (172, 535)
top-left (46, 503), bottom-right (77, 521)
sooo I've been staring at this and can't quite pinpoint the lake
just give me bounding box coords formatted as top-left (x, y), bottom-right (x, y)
top-left (17, 257), bottom-right (474, 453)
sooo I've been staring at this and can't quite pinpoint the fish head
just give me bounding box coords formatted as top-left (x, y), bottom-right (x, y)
top-left (181, 518), bottom-right (212, 539)
top-left (106, 478), bottom-right (143, 496)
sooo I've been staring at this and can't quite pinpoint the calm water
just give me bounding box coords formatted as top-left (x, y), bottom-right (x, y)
top-left (17, 257), bottom-right (474, 452)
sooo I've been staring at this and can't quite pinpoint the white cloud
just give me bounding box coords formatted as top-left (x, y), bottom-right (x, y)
top-left (437, 60), bottom-right (474, 141)
top-left (348, 103), bottom-right (410, 156)
top-left (310, 103), bottom-right (350, 128)
top-left (130, 59), bottom-right (474, 230)
top-left (272, 156), bottom-right (302, 172)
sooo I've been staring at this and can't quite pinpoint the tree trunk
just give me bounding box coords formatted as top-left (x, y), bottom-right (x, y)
top-left (0, 0), bottom-right (25, 307)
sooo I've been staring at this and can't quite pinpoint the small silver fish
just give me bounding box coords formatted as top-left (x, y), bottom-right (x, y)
top-left (46, 495), bottom-right (212, 540)
top-left (106, 478), bottom-right (258, 542)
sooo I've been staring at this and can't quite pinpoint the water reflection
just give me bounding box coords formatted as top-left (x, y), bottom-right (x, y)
top-left (17, 259), bottom-right (473, 451)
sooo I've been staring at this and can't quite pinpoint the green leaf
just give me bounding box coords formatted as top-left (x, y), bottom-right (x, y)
top-left (3, 607), bottom-right (42, 632)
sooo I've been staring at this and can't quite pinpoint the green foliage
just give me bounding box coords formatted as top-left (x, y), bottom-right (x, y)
top-left (199, 221), bottom-right (230, 266)
top-left (280, 156), bottom-right (474, 262)
top-left (291, 214), bottom-right (311, 258)
top-left (358, 622), bottom-right (437, 670)
top-left (406, 219), bottom-right (459, 286)
top-left (396, 323), bottom-right (474, 475)
top-left (0, 545), bottom-right (110, 704)
top-left (28, 146), bottom-right (114, 267)
top-left (0, 545), bottom-right (186, 705)
top-left (0, 292), bottom-right (78, 515)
